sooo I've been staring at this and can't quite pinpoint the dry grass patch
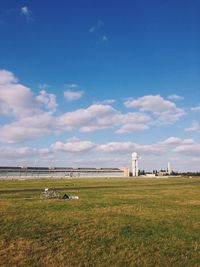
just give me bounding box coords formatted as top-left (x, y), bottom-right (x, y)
top-left (0, 238), bottom-right (33, 265)
top-left (176, 200), bottom-right (200, 206)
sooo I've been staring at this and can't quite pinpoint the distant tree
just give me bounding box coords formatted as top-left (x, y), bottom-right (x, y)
top-left (139, 170), bottom-right (145, 175)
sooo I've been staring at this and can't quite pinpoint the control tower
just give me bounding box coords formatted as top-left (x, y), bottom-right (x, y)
top-left (132, 152), bottom-right (139, 177)
top-left (167, 162), bottom-right (171, 175)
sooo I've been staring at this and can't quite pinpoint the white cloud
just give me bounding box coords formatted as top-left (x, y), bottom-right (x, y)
top-left (158, 136), bottom-right (194, 146)
top-left (1, 137), bottom-right (200, 170)
top-left (167, 94), bottom-right (184, 100)
top-left (174, 144), bottom-right (200, 156)
top-left (0, 112), bottom-right (55, 143)
top-left (51, 136), bottom-right (198, 157)
top-left (64, 90), bottom-right (84, 101)
top-left (0, 70), bottom-right (193, 150)
top-left (21, 6), bottom-right (32, 21)
top-left (71, 156), bottom-right (128, 168)
top-left (0, 70), bottom-right (17, 84)
top-left (185, 121), bottom-right (200, 132)
top-left (0, 101), bottom-right (147, 144)
top-left (161, 136), bottom-right (182, 145)
top-left (137, 137), bottom-right (194, 156)
top-left (115, 112), bottom-right (150, 133)
top-left (94, 136), bottom-right (197, 156)
top-left (118, 137), bottom-right (198, 158)
top-left (0, 125), bottom-right (49, 144)
top-left (191, 105), bottom-right (200, 112)
top-left (0, 78), bottom-right (151, 143)
top-left (58, 104), bottom-right (115, 132)
top-left (51, 137), bottom-right (96, 153)
top-left (58, 104), bottom-right (150, 133)
top-left (0, 69), bottom-right (61, 143)
top-left (0, 70), bottom-right (39, 118)
top-left (0, 83), bottom-right (36, 117)
top-left (124, 95), bottom-right (185, 124)
top-left (97, 142), bottom-right (135, 154)
top-left (97, 99), bottom-right (116, 105)
top-left (36, 90), bottom-right (57, 111)
top-left (0, 146), bottom-right (51, 166)
top-left (0, 146), bottom-right (50, 159)
top-left (116, 124), bottom-right (149, 133)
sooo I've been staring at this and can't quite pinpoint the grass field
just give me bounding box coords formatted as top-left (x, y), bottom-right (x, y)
top-left (0, 177), bottom-right (200, 267)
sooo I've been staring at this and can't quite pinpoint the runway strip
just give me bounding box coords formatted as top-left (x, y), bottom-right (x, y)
top-left (0, 181), bottom-right (199, 194)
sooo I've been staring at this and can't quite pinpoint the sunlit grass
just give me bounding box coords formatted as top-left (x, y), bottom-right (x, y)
top-left (0, 178), bottom-right (200, 266)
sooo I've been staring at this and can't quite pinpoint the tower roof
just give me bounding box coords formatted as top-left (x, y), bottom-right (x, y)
top-left (132, 152), bottom-right (138, 158)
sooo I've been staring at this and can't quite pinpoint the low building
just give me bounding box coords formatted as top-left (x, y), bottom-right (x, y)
top-left (145, 173), bottom-right (156, 177)
top-left (0, 166), bottom-right (125, 180)
top-left (121, 167), bottom-right (130, 177)
top-left (158, 171), bottom-right (168, 176)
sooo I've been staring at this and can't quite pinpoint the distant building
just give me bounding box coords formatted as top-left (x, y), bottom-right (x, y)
top-left (0, 166), bottom-right (125, 180)
top-left (158, 171), bottom-right (167, 176)
top-left (145, 173), bottom-right (156, 177)
top-left (121, 167), bottom-right (130, 177)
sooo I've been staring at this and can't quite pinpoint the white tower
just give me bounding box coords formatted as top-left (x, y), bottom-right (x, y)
top-left (132, 152), bottom-right (139, 177)
top-left (167, 162), bottom-right (171, 175)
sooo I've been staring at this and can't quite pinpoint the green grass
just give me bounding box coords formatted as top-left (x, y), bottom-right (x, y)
top-left (0, 177), bottom-right (200, 267)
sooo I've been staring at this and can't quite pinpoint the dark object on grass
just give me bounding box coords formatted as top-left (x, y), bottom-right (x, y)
top-left (62, 194), bottom-right (79, 200)
top-left (62, 194), bottom-right (69, 199)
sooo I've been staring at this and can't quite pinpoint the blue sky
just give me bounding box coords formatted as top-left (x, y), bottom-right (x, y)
top-left (0, 0), bottom-right (200, 171)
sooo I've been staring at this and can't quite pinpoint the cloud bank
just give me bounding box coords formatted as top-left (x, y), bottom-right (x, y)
top-left (0, 70), bottom-right (199, 171)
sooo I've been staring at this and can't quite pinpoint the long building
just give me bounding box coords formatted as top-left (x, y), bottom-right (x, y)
top-left (0, 166), bottom-right (127, 180)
